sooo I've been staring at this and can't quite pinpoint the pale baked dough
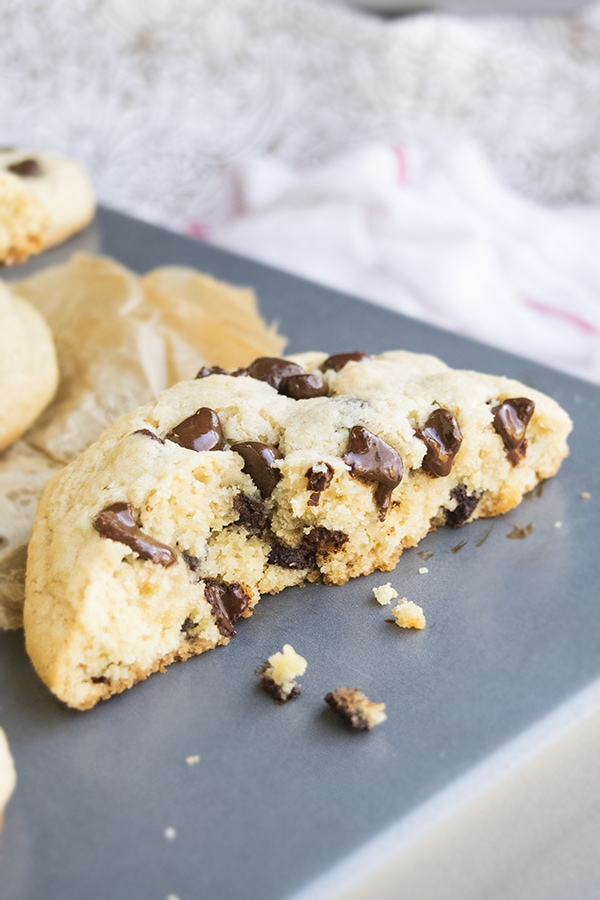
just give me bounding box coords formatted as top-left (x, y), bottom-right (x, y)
top-left (24, 350), bottom-right (572, 710)
top-left (0, 280), bottom-right (58, 452)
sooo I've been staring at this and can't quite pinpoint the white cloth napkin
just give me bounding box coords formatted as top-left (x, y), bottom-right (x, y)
top-left (198, 143), bottom-right (600, 382)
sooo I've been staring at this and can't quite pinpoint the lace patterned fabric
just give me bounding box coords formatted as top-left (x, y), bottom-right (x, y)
top-left (0, 0), bottom-right (600, 231)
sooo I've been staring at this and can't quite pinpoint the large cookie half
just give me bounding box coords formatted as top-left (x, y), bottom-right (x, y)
top-left (24, 351), bottom-right (572, 710)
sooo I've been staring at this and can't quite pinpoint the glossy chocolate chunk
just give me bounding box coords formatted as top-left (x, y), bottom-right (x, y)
top-left (492, 398), bottom-right (535, 466)
top-left (416, 408), bottom-right (463, 477)
top-left (231, 441), bottom-right (282, 498)
top-left (195, 365), bottom-right (229, 378)
top-left (445, 485), bottom-right (480, 528)
top-left (320, 351), bottom-right (368, 372)
top-left (278, 372), bottom-right (329, 400)
top-left (342, 425), bottom-right (403, 519)
top-left (7, 157), bottom-right (42, 177)
top-left (166, 407), bottom-right (223, 452)
top-left (93, 502), bottom-right (177, 567)
top-left (232, 493), bottom-right (270, 531)
top-left (203, 578), bottom-right (250, 637)
top-left (247, 357), bottom-right (304, 390)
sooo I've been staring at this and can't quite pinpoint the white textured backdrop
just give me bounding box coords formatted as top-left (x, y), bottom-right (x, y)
top-left (1, 0), bottom-right (600, 230)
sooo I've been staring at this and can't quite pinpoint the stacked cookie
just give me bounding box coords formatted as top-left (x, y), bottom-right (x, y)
top-left (23, 351), bottom-right (572, 710)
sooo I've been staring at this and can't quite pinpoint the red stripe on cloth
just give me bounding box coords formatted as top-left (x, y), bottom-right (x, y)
top-left (524, 298), bottom-right (600, 335)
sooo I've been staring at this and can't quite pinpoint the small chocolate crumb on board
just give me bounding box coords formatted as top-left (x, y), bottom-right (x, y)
top-left (256, 644), bottom-right (307, 704)
top-left (325, 687), bottom-right (387, 731)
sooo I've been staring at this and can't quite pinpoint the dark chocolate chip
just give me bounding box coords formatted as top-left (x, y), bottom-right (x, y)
top-left (305, 526), bottom-right (348, 556)
top-left (230, 367), bottom-right (249, 378)
top-left (232, 493), bottom-right (270, 531)
top-left (342, 425), bottom-right (403, 520)
top-left (93, 502), bottom-right (177, 567)
top-left (268, 543), bottom-right (316, 570)
top-left (445, 485), bottom-right (480, 528)
top-left (306, 462), bottom-right (334, 494)
top-left (203, 578), bottom-right (251, 637)
top-left (195, 365), bottom-right (229, 378)
top-left (7, 157), bottom-right (42, 177)
top-left (181, 616), bottom-right (197, 638)
top-left (90, 675), bottom-right (110, 684)
top-left (258, 672), bottom-right (302, 705)
top-left (182, 551), bottom-right (201, 573)
top-left (320, 351), bottom-right (368, 373)
top-left (416, 408), bottom-right (463, 478)
top-left (231, 441), bottom-right (282, 498)
top-left (166, 407), bottom-right (223, 452)
top-left (131, 428), bottom-right (164, 443)
top-left (278, 373), bottom-right (329, 400)
top-left (492, 398), bottom-right (535, 466)
top-left (246, 357), bottom-right (304, 390)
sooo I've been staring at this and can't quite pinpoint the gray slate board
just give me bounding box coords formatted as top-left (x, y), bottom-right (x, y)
top-left (0, 208), bottom-right (598, 900)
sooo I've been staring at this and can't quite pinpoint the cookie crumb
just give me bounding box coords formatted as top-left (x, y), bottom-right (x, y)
top-left (581, 491), bottom-right (591, 500)
top-left (164, 827), bottom-right (177, 841)
top-left (256, 644), bottom-right (307, 704)
top-left (186, 755), bottom-right (200, 766)
top-left (373, 582), bottom-right (398, 606)
top-left (418, 566), bottom-right (429, 574)
top-left (391, 598), bottom-right (426, 630)
top-left (325, 687), bottom-right (386, 731)
top-left (554, 520), bottom-right (562, 529)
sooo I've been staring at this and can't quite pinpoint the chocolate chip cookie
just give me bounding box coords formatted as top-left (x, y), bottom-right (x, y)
top-left (24, 350), bottom-right (572, 710)
top-left (0, 150), bottom-right (95, 265)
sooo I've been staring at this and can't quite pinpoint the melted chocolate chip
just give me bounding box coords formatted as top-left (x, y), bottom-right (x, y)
top-left (230, 367), bottom-right (249, 378)
top-left (278, 373), bottom-right (329, 400)
top-left (7, 157), bottom-right (42, 177)
top-left (182, 551), bottom-right (201, 573)
top-left (268, 543), bottom-right (316, 570)
top-left (195, 365), bottom-right (229, 378)
top-left (232, 493), bottom-right (270, 531)
top-left (246, 357), bottom-right (305, 389)
top-left (93, 502), bottom-right (177, 567)
top-left (91, 675), bottom-right (110, 684)
top-left (416, 408), bottom-right (463, 478)
top-left (181, 616), bottom-right (197, 638)
top-left (342, 425), bottom-right (403, 519)
top-left (132, 428), bottom-right (164, 443)
top-left (166, 407), bottom-right (223, 452)
top-left (305, 526), bottom-right (348, 556)
top-left (320, 351), bottom-right (368, 372)
top-left (231, 441), bottom-right (282, 498)
top-left (306, 463), bottom-right (334, 493)
top-left (203, 578), bottom-right (250, 637)
top-left (492, 398), bottom-right (535, 466)
top-left (445, 485), bottom-right (480, 528)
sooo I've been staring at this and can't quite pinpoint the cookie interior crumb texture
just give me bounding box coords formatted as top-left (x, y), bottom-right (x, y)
top-left (23, 349), bottom-right (572, 709)
top-left (392, 598), bottom-right (426, 630)
top-left (373, 582), bottom-right (398, 605)
top-left (325, 687), bottom-right (387, 731)
top-left (257, 643), bottom-right (307, 704)
top-left (0, 727), bottom-right (16, 828)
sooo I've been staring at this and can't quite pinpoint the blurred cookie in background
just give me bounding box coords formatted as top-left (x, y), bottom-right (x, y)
top-left (0, 150), bottom-right (95, 265)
